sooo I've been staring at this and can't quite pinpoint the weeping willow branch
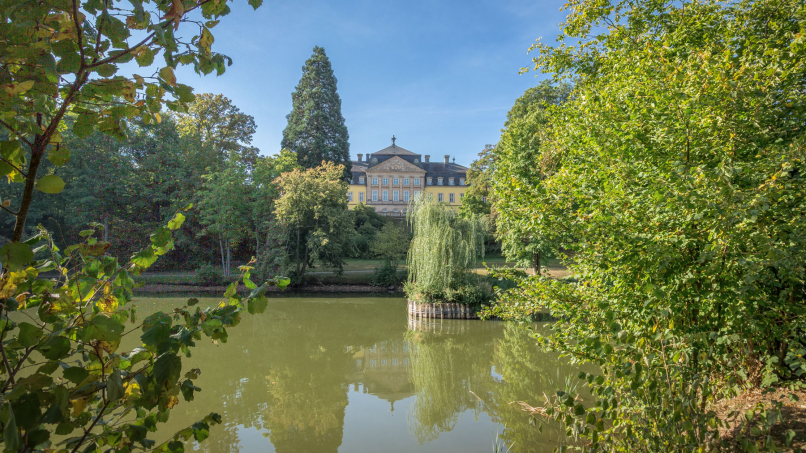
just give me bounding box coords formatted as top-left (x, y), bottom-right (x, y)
top-left (406, 194), bottom-right (485, 295)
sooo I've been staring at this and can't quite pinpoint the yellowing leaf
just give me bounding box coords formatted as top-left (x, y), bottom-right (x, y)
top-left (35, 175), bottom-right (65, 194)
top-left (71, 397), bottom-right (87, 417)
top-left (159, 66), bottom-right (176, 87)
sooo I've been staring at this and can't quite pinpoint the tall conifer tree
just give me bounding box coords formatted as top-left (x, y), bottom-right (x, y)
top-left (282, 46), bottom-right (351, 178)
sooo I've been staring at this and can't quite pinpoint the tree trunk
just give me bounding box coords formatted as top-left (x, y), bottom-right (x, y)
top-left (12, 140), bottom-right (45, 242)
top-left (533, 250), bottom-right (541, 276)
top-left (226, 242), bottom-right (231, 277)
top-left (295, 228), bottom-right (301, 278)
top-left (218, 235), bottom-right (226, 276)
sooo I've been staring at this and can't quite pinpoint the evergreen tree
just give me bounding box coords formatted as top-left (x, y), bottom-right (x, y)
top-left (282, 46), bottom-right (351, 178)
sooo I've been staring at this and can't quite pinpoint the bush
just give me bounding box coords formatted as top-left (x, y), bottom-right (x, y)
top-left (371, 260), bottom-right (405, 287)
top-left (195, 263), bottom-right (224, 286)
top-left (404, 279), bottom-right (493, 307)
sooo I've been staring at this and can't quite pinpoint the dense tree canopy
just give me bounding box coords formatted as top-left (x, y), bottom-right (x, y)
top-left (484, 0), bottom-right (806, 450)
top-left (281, 47), bottom-right (351, 178)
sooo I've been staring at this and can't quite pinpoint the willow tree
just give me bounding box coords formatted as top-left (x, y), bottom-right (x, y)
top-left (406, 194), bottom-right (485, 303)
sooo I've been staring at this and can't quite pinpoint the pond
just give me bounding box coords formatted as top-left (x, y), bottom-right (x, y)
top-left (133, 295), bottom-right (582, 453)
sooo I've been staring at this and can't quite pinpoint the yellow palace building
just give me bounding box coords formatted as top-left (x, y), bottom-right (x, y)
top-left (346, 137), bottom-right (469, 216)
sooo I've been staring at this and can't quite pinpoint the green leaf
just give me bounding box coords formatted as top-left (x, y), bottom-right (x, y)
top-left (17, 322), bottom-right (41, 347)
top-left (167, 212), bottom-right (185, 230)
top-left (248, 0), bottom-right (263, 9)
top-left (153, 354), bottom-right (182, 387)
top-left (73, 112), bottom-right (96, 137)
top-left (0, 242), bottom-right (33, 271)
top-left (81, 315), bottom-right (124, 343)
top-left (40, 336), bottom-right (71, 360)
top-left (247, 296), bottom-right (268, 314)
top-left (107, 369), bottom-right (124, 401)
top-left (63, 367), bottom-right (89, 385)
top-left (46, 145), bottom-right (70, 167)
top-left (2, 403), bottom-right (20, 452)
top-left (35, 175), bottom-right (65, 194)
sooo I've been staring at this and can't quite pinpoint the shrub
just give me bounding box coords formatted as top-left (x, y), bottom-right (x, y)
top-left (195, 263), bottom-right (224, 286)
top-left (371, 260), bottom-right (405, 287)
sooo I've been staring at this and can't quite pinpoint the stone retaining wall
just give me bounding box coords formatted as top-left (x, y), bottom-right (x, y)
top-left (407, 299), bottom-right (481, 319)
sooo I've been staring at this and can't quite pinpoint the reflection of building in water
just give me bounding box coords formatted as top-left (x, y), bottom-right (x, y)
top-left (346, 340), bottom-right (413, 413)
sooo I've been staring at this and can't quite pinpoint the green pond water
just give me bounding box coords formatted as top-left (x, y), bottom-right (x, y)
top-left (130, 295), bottom-right (582, 453)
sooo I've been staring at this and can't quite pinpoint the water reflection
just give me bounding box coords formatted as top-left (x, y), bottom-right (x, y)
top-left (134, 296), bottom-right (580, 453)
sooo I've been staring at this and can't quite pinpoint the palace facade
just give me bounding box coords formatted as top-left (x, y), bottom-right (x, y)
top-left (347, 137), bottom-right (469, 215)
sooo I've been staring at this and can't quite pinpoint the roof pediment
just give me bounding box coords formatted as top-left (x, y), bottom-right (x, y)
top-left (366, 156), bottom-right (426, 174)
top-left (372, 144), bottom-right (419, 156)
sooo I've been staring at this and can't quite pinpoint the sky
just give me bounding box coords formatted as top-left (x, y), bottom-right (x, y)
top-left (173, 0), bottom-right (570, 166)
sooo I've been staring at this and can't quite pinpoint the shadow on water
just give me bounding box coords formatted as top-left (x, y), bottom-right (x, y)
top-left (131, 295), bottom-right (587, 453)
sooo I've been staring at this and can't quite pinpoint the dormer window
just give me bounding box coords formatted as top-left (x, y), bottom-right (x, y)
top-left (459, 178), bottom-right (465, 186)
top-left (437, 178), bottom-right (443, 186)
top-left (414, 158), bottom-right (419, 163)
top-left (449, 178), bottom-right (454, 186)
top-left (427, 177), bottom-right (432, 185)
top-left (372, 157), bottom-right (378, 163)
top-left (359, 177), bottom-right (364, 184)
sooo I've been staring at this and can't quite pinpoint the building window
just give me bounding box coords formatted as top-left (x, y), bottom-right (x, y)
top-left (403, 343), bottom-right (409, 352)
top-left (403, 191), bottom-right (410, 202)
top-left (449, 193), bottom-right (455, 203)
top-left (459, 193), bottom-right (463, 200)
top-left (392, 358), bottom-right (399, 366)
top-left (427, 178), bottom-right (432, 185)
top-left (414, 178), bottom-right (420, 185)
top-left (393, 178), bottom-right (399, 185)
top-left (403, 178), bottom-right (409, 185)
top-left (414, 158), bottom-right (419, 163)
top-left (414, 190), bottom-right (420, 197)
top-left (372, 157), bottom-right (378, 163)
top-left (359, 192), bottom-right (365, 202)
top-left (372, 177), bottom-right (378, 185)
top-left (381, 359), bottom-right (387, 366)
top-left (370, 359), bottom-right (376, 367)
top-left (438, 178), bottom-right (443, 185)
top-left (348, 192), bottom-right (353, 202)
top-left (438, 193), bottom-right (444, 202)
top-left (382, 177), bottom-right (388, 185)
top-left (459, 178), bottom-right (465, 186)
top-left (372, 190), bottom-right (378, 201)
top-left (383, 190), bottom-right (388, 201)
top-left (359, 177), bottom-right (364, 184)
top-left (393, 191), bottom-right (399, 201)
top-left (449, 178), bottom-right (455, 185)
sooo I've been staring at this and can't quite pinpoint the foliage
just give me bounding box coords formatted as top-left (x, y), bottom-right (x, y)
top-left (491, 81), bottom-right (572, 275)
top-left (370, 223), bottom-right (410, 266)
top-left (0, 0), bottom-right (261, 242)
top-left (0, 213), bottom-right (289, 453)
top-left (175, 93), bottom-right (259, 167)
top-left (371, 261), bottom-right (405, 287)
top-left (458, 144), bottom-right (495, 219)
top-left (484, 0), bottom-right (806, 451)
top-left (281, 47), bottom-right (351, 178)
top-left (351, 203), bottom-right (387, 259)
top-left (196, 161), bottom-right (250, 277)
top-left (273, 162), bottom-right (355, 282)
top-left (195, 263), bottom-right (225, 286)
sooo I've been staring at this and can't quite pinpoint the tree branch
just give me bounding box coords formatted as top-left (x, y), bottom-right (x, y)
top-left (69, 400), bottom-right (110, 453)
top-left (0, 119), bottom-right (32, 148)
top-left (71, 0), bottom-right (86, 61)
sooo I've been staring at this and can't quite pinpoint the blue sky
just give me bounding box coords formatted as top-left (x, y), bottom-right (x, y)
top-left (174, 0), bottom-right (569, 166)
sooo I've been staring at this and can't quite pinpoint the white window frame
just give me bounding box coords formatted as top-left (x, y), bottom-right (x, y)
top-left (359, 192), bottom-right (365, 202)
top-left (372, 177), bottom-right (378, 185)
top-left (438, 193), bottom-right (444, 202)
top-left (403, 178), bottom-right (409, 185)
top-left (359, 177), bottom-right (364, 184)
top-left (459, 178), bottom-right (465, 186)
top-left (403, 191), bottom-right (410, 202)
top-left (393, 178), bottom-right (399, 185)
top-left (382, 190), bottom-right (388, 201)
top-left (372, 190), bottom-right (378, 201)
top-left (414, 190), bottom-right (420, 197)
top-left (414, 178), bottom-right (420, 185)
top-left (438, 178), bottom-right (443, 185)
top-left (393, 191), bottom-right (399, 201)
top-left (382, 178), bottom-right (389, 185)
top-left (427, 178), bottom-right (432, 185)
top-left (449, 178), bottom-right (454, 185)
top-left (449, 193), bottom-right (455, 203)
top-left (348, 192), bottom-right (353, 202)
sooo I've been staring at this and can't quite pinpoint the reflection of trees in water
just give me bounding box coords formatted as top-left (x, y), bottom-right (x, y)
top-left (406, 323), bottom-right (581, 453)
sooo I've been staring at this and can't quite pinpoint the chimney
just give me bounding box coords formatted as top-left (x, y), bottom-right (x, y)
top-left (444, 155), bottom-right (450, 164)
top-left (424, 155), bottom-right (430, 163)
top-left (366, 153), bottom-right (371, 162)
top-left (357, 154), bottom-right (363, 162)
